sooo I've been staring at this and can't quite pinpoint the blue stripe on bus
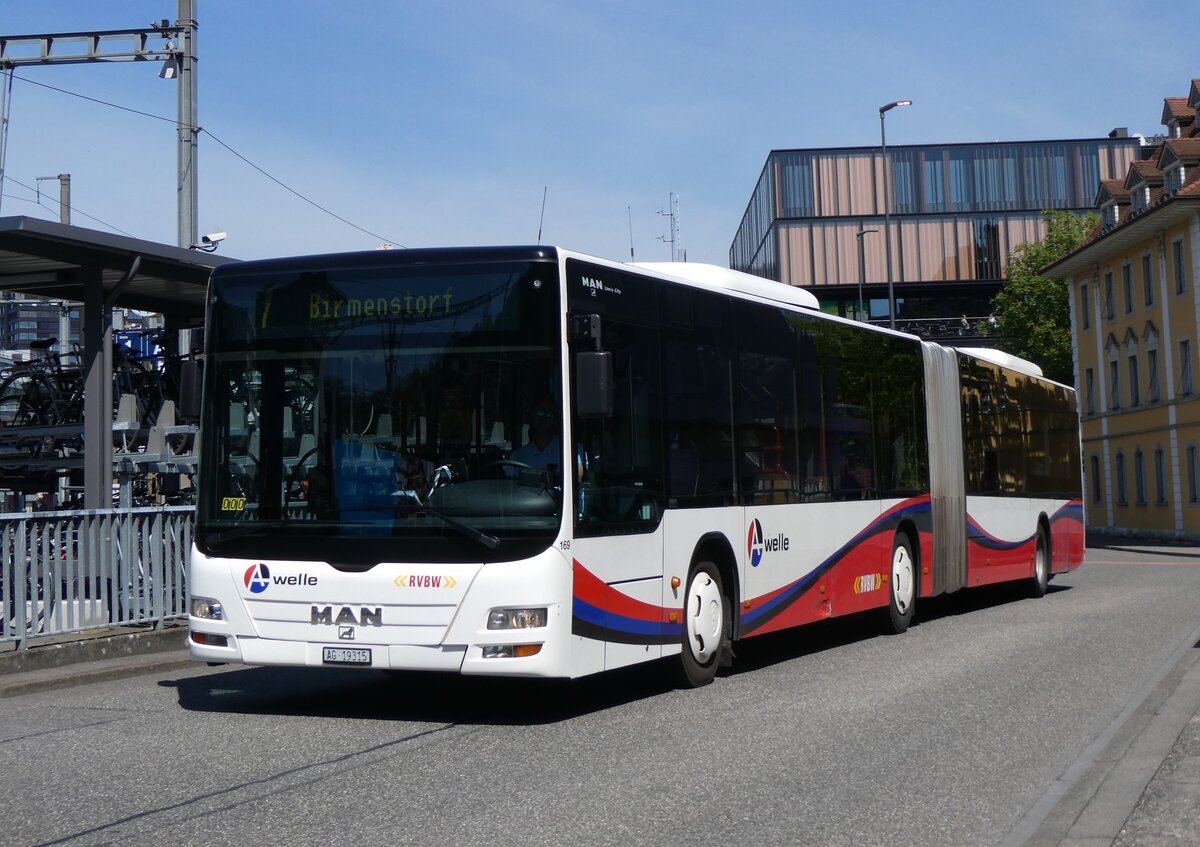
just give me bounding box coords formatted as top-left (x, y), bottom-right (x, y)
top-left (571, 597), bottom-right (681, 644)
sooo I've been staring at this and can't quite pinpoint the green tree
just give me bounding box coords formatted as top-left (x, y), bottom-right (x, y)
top-left (991, 209), bottom-right (1098, 386)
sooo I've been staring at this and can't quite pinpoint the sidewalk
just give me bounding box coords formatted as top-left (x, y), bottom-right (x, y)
top-left (0, 624), bottom-right (192, 698)
top-left (1022, 531), bottom-right (1200, 846)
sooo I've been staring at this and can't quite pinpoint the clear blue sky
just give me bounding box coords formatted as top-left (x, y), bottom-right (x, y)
top-left (0, 1), bottom-right (1193, 267)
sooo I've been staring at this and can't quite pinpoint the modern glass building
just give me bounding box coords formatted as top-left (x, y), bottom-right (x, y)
top-left (730, 136), bottom-right (1142, 334)
top-left (0, 296), bottom-right (79, 352)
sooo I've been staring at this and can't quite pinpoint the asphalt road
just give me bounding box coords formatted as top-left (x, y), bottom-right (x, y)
top-left (2, 543), bottom-right (1199, 847)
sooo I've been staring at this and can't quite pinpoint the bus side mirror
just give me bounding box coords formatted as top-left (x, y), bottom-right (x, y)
top-left (576, 351), bottom-right (613, 418)
top-left (179, 358), bottom-right (203, 422)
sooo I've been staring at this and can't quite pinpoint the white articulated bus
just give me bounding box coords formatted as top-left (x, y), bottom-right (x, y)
top-left (188, 246), bottom-right (1084, 686)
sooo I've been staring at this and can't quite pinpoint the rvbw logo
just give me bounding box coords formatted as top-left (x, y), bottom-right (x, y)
top-left (747, 519), bottom-right (789, 567)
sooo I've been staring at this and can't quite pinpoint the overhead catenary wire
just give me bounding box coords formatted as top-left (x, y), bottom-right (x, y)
top-left (7, 74), bottom-right (405, 248)
top-left (3, 175), bottom-right (135, 236)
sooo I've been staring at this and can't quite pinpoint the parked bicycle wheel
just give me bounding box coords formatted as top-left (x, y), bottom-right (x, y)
top-left (0, 372), bottom-right (55, 426)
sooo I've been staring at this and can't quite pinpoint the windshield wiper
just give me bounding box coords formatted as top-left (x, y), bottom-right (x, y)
top-left (393, 504), bottom-right (501, 551)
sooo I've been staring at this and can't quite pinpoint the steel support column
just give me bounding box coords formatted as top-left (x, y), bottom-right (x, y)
top-left (82, 267), bottom-right (112, 509)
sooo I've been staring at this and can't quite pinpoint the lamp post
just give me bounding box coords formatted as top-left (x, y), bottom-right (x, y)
top-left (879, 99), bottom-right (912, 330)
top-left (855, 225), bottom-right (877, 321)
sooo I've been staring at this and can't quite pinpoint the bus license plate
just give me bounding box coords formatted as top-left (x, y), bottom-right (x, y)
top-left (322, 646), bottom-right (372, 666)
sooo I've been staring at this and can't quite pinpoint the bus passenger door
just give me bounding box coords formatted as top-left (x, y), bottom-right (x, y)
top-left (570, 313), bottom-right (667, 672)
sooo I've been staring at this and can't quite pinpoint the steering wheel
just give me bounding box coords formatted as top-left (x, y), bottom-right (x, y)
top-left (493, 459), bottom-right (536, 475)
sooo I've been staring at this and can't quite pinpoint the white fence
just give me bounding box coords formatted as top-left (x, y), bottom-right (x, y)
top-left (1, 506), bottom-right (192, 648)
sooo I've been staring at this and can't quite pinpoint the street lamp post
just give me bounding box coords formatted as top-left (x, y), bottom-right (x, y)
top-left (855, 225), bottom-right (877, 321)
top-left (879, 99), bottom-right (912, 330)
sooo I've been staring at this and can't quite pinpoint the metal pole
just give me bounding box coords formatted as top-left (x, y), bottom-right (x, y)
top-left (57, 173), bottom-right (69, 224)
top-left (879, 100), bottom-right (911, 331)
top-left (881, 112), bottom-right (894, 330)
top-left (176, 0), bottom-right (198, 249)
top-left (878, 101), bottom-right (912, 331)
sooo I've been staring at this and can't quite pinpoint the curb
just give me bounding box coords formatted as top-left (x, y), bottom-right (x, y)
top-left (0, 625), bottom-right (195, 698)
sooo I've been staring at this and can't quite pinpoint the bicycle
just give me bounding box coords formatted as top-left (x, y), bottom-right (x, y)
top-left (0, 337), bottom-right (164, 428)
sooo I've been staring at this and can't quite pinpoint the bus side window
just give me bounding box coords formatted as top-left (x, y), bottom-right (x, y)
top-left (663, 294), bottom-right (736, 508)
top-left (734, 301), bottom-right (801, 506)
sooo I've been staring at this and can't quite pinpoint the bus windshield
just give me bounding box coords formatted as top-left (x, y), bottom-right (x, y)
top-left (195, 254), bottom-right (564, 566)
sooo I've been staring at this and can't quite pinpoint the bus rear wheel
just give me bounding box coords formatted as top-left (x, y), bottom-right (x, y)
top-left (679, 561), bottom-right (727, 687)
top-left (1027, 529), bottom-right (1050, 598)
top-left (886, 533), bottom-right (916, 634)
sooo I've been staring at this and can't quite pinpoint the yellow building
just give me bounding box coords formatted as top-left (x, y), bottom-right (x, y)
top-left (1046, 78), bottom-right (1200, 539)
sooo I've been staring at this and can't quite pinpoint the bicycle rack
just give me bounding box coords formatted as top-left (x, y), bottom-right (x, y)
top-left (0, 392), bottom-right (197, 507)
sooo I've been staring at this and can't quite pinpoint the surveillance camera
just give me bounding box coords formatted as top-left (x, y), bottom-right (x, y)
top-left (201, 232), bottom-right (227, 245)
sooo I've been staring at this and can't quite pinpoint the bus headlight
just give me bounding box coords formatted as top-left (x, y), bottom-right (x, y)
top-left (190, 597), bottom-right (224, 620)
top-left (487, 607), bottom-right (547, 630)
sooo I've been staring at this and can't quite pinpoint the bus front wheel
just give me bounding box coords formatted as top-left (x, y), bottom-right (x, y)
top-left (679, 561), bottom-right (727, 687)
top-left (886, 533), bottom-right (916, 634)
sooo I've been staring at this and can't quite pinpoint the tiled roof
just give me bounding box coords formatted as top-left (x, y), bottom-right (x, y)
top-left (1163, 137), bottom-right (1200, 161)
top-left (1163, 97), bottom-right (1192, 122)
top-left (1125, 159), bottom-right (1164, 189)
top-left (1097, 178), bottom-right (1130, 202)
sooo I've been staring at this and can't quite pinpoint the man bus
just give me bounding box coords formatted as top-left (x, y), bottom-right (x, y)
top-left (188, 246), bottom-right (1083, 686)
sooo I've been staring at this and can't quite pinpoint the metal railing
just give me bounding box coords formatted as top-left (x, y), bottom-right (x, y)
top-left (1, 506), bottom-right (192, 649)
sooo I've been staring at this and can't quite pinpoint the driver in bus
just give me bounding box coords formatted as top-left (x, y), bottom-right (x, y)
top-left (508, 397), bottom-right (561, 473)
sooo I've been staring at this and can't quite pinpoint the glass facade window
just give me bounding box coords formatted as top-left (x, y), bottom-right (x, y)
top-left (1123, 265), bottom-right (1134, 314)
top-left (949, 150), bottom-right (974, 211)
top-left (892, 155), bottom-right (916, 215)
top-left (923, 154), bottom-right (946, 213)
top-left (1085, 367), bottom-right (1095, 414)
top-left (1104, 272), bottom-right (1115, 321)
top-left (1081, 283), bottom-right (1090, 330)
top-left (1143, 254), bottom-right (1155, 306)
top-left (1116, 451), bottom-right (1127, 505)
top-left (1091, 455), bottom-right (1102, 502)
top-left (973, 218), bottom-right (1002, 280)
top-left (1148, 348), bottom-right (1160, 403)
top-left (1128, 353), bottom-right (1139, 407)
top-left (1154, 447), bottom-right (1167, 505)
top-left (972, 147), bottom-right (1020, 212)
top-left (780, 154), bottom-right (814, 218)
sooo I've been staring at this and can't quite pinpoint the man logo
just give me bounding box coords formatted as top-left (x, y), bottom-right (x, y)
top-left (311, 606), bottom-right (383, 627)
top-left (243, 563), bottom-right (271, 594)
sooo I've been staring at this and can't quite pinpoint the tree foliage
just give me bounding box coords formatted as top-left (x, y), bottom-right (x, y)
top-left (991, 210), bottom-right (1098, 386)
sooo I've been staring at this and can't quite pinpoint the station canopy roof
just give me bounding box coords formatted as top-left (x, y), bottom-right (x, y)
top-left (0, 215), bottom-right (236, 320)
